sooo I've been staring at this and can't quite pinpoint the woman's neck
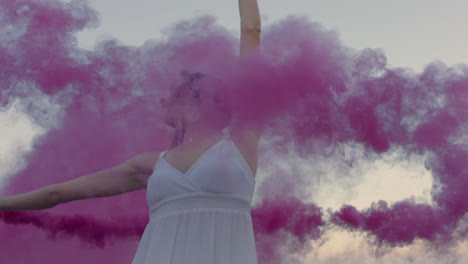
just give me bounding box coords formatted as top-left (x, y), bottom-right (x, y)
top-left (171, 122), bottom-right (222, 148)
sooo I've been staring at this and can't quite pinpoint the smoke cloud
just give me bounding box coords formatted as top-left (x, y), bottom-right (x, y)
top-left (0, 0), bottom-right (466, 263)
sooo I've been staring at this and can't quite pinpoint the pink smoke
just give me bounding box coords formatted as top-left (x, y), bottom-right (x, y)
top-left (1, 0), bottom-right (467, 264)
top-left (0, 210), bottom-right (146, 248)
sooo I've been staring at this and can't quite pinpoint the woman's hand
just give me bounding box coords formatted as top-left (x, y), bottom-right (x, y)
top-left (239, 0), bottom-right (261, 30)
top-left (239, 0), bottom-right (261, 56)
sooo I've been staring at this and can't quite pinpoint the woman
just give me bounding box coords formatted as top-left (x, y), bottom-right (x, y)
top-left (0, 0), bottom-right (263, 263)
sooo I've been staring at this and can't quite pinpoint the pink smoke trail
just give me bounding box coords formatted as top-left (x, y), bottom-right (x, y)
top-left (0, 0), bottom-right (467, 264)
top-left (0, 210), bottom-right (146, 248)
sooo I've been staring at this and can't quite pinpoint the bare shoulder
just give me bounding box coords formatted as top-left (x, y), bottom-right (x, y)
top-left (229, 115), bottom-right (264, 148)
top-left (228, 115), bottom-right (264, 176)
top-left (124, 151), bottom-right (161, 175)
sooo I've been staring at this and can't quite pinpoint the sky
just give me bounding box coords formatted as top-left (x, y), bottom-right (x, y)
top-left (1, 0), bottom-right (467, 263)
top-left (74, 0), bottom-right (468, 72)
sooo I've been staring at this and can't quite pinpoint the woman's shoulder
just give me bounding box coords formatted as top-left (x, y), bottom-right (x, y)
top-left (227, 120), bottom-right (263, 177)
top-left (228, 116), bottom-right (264, 149)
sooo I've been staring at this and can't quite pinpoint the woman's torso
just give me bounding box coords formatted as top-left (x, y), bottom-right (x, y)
top-left (146, 127), bottom-right (257, 208)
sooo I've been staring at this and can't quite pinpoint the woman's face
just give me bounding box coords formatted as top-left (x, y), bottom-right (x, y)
top-left (160, 78), bottom-right (191, 128)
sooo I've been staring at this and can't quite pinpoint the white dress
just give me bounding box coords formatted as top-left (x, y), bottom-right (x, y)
top-left (131, 127), bottom-right (258, 264)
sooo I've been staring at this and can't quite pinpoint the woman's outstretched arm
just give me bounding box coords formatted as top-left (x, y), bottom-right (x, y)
top-left (0, 152), bottom-right (159, 211)
top-left (239, 0), bottom-right (261, 56)
top-left (0, 185), bottom-right (58, 211)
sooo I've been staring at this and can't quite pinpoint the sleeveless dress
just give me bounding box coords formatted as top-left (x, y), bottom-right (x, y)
top-left (131, 127), bottom-right (258, 264)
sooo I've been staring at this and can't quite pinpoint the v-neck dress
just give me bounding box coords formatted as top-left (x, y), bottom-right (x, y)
top-left (131, 127), bottom-right (258, 264)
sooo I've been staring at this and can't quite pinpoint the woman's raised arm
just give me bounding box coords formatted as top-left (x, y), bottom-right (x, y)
top-left (239, 0), bottom-right (261, 56)
top-left (230, 0), bottom-right (264, 146)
